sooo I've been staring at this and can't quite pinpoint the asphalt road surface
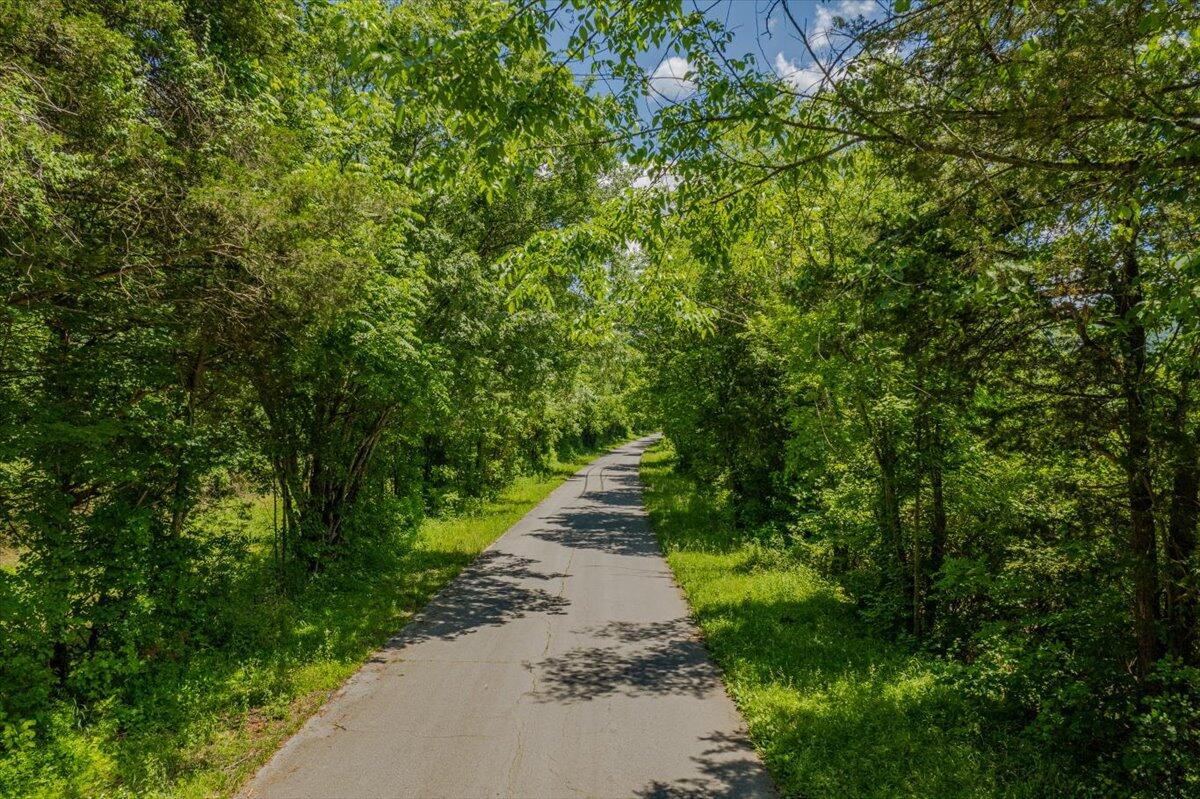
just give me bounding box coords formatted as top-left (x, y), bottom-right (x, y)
top-left (239, 435), bottom-right (775, 798)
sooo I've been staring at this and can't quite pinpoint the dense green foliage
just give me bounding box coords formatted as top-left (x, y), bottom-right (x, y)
top-left (1, 448), bottom-right (606, 797)
top-left (0, 1), bottom-right (638, 793)
top-left (3, 0), bottom-right (1199, 796)
top-left (642, 442), bottom-right (998, 798)
top-left (593, 1), bottom-right (1200, 795)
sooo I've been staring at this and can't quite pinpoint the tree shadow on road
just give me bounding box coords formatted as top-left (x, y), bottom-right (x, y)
top-left (374, 551), bottom-right (570, 652)
top-left (527, 462), bottom-right (659, 558)
top-left (525, 484), bottom-right (657, 559)
top-left (527, 505), bottom-right (659, 557)
top-left (634, 730), bottom-right (777, 798)
top-left (530, 618), bottom-right (717, 702)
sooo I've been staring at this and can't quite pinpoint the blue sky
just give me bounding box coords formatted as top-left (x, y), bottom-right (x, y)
top-left (545, 1), bottom-right (883, 101)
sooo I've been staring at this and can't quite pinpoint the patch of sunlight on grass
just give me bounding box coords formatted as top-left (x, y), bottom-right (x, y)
top-left (640, 441), bottom-right (996, 799)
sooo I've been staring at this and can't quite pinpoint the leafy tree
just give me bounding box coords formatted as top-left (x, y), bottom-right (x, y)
top-left (570, 0), bottom-right (1200, 791)
top-left (0, 0), bottom-right (634, 735)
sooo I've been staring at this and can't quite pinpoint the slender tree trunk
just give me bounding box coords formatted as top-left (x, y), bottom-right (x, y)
top-left (280, 470), bottom-right (294, 579)
top-left (51, 641), bottom-right (70, 685)
top-left (926, 448), bottom-right (948, 631)
top-left (872, 424), bottom-right (910, 631)
top-left (1116, 232), bottom-right (1162, 679)
top-left (164, 338), bottom-right (208, 611)
top-left (270, 451), bottom-right (301, 582)
top-left (1166, 376), bottom-right (1198, 663)
top-left (294, 407), bottom-right (393, 568)
top-left (1166, 458), bottom-right (1198, 662)
top-left (875, 431), bottom-right (905, 567)
top-left (169, 342), bottom-right (206, 539)
top-left (912, 468), bottom-right (923, 637)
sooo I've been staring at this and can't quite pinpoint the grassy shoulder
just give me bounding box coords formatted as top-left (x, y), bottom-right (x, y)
top-left (4, 446), bottom-right (612, 799)
top-left (640, 441), bottom-right (996, 799)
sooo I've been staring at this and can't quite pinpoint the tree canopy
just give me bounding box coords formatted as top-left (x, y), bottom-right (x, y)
top-left (2, 1), bottom-right (1199, 796)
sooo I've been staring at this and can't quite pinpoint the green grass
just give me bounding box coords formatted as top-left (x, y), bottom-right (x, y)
top-left (0, 545), bottom-right (17, 572)
top-left (4, 447), bottom-right (613, 799)
top-left (640, 442), bottom-right (997, 799)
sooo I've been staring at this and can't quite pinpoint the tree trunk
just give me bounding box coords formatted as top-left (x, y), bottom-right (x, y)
top-left (925, 427), bottom-right (948, 633)
top-left (297, 407), bottom-right (392, 569)
top-left (876, 432), bottom-right (905, 566)
top-left (51, 640), bottom-right (71, 685)
top-left (169, 342), bottom-right (206, 538)
top-left (872, 425), bottom-right (910, 631)
top-left (1166, 377), bottom-right (1198, 663)
top-left (1116, 232), bottom-right (1162, 679)
top-left (912, 469), bottom-right (923, 637)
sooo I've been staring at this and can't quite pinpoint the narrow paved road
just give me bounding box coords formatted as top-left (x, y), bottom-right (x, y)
top-left (239, 436), bottom-right (775, 798)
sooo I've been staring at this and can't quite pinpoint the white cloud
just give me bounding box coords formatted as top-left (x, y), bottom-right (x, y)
top-left (774, 52), bottom-right (827, 95)
top-left (779, 0), bottom-right (877, 90)
top-left (841, 0), bottom-right (879, 16)
top-left (808, 0), bottom-right (878, 49)
top-left (648, 56), bottom-right (696, 102)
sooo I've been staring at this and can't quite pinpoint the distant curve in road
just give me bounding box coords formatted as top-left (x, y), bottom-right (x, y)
top-left (239, 435), bottom-right (775, 799)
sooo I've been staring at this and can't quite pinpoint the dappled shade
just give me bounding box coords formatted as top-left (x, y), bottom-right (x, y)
top-left (373, 551), bottom-right (571, 649)
top-left (533, 618), bottom-right (715, 703)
